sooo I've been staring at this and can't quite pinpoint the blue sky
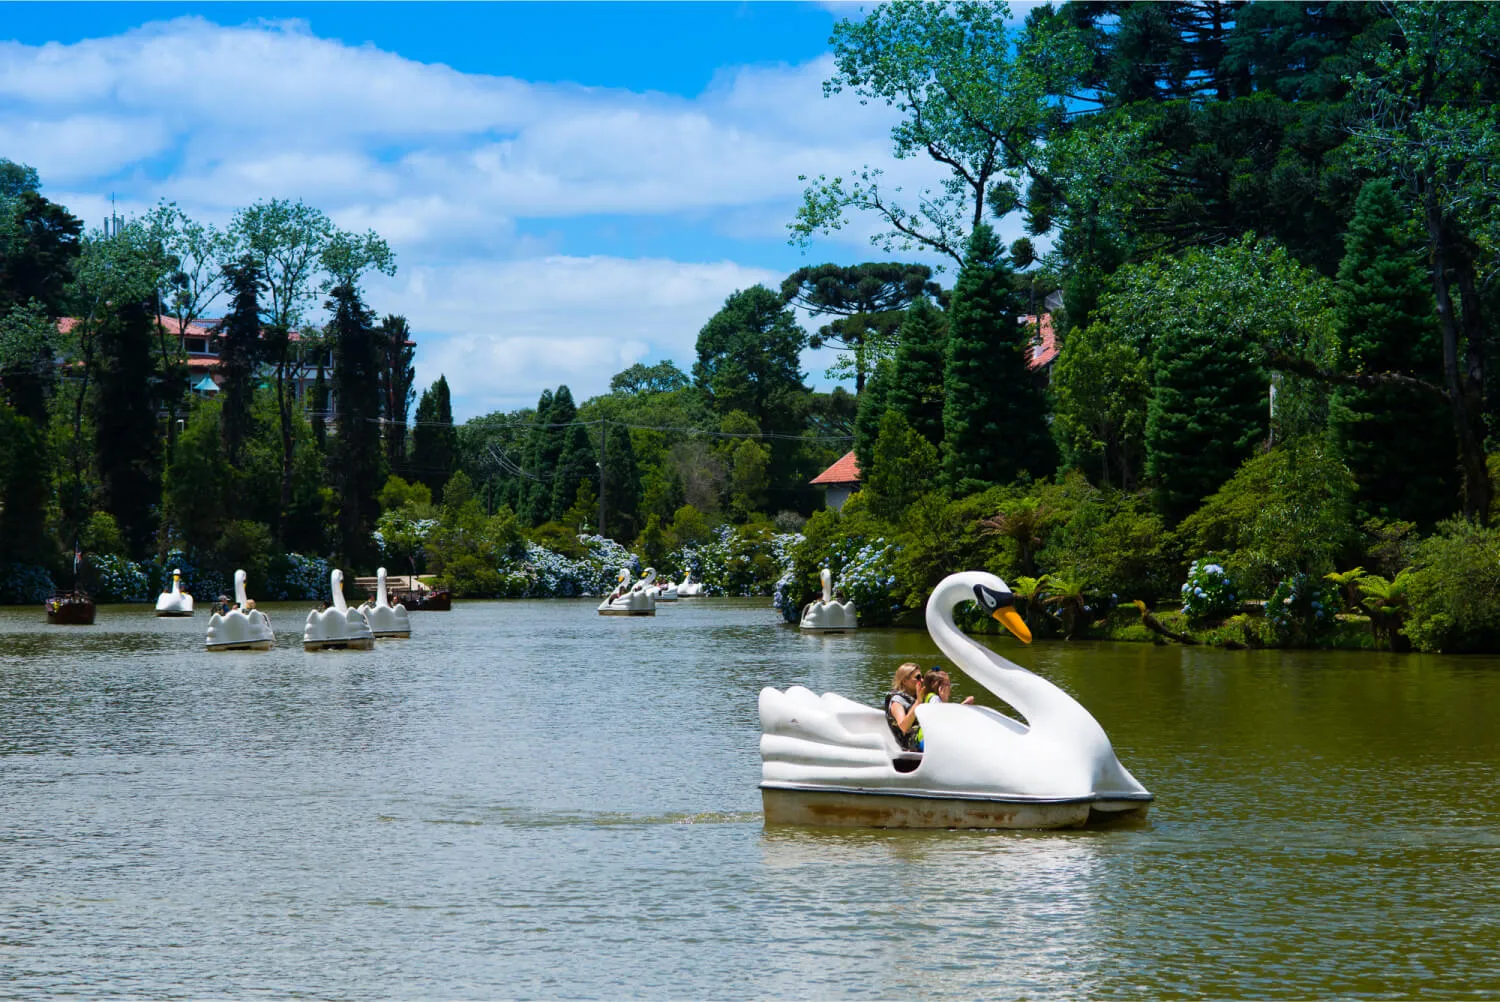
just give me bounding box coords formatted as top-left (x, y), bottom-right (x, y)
top-left (1, 2), bottom-right (974, 418)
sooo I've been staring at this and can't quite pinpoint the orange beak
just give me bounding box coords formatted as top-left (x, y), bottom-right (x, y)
top-left (993, 606), bottom-right (1032, 644)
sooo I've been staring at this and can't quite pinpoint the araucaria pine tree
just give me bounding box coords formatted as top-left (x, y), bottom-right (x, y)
top-left (941, 224), bottom-right (1053, 492)
top-left (326, 283), bottom-right (385, 568)
top-left (1329, 178), bottom-right (1459, 527)
top-left (217, 256), bottom-right (262, 466)
top-left (888, 295), bottom-right (947, 450)
top-left (410, 374), bottom-right (455, 499)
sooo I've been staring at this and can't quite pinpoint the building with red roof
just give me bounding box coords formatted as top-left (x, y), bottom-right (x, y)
top-left (810, 450), bottom-right (861, 510)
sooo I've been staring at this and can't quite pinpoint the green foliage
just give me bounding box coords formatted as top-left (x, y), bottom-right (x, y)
top-left (780, 262), bottom-right (938, 391)
top-left (1178, 559), bottom-right (1237, 622)
top-left (377, 315), bottom-right (416, 471)
top-left (670, 504), bottom-right (713, 548)
top-left (425, 470), bottom-right (523, 597)
top-left (887, 296), bottom-right (947, 449)
top-left (550, 417), bottom-right (596, 523)
top-left (218, 255), bottom-right (262, 466)
top-left (866, 409), bottom-right (940, 522)
top-left (1177, 438), bottom-right (1357, 597)
top-left (635, 513), bottom-right (671, 569)
top-left (410, 375), bottom-right (456, 499)
top-left (727, 438), bottom-right (771, 520)
top-left (852, 357), bottom-right (892, 478)
top-left (942, 224), bottom-right (1053, 492)
top-left (79, 512), bottom-right (126, 557)
top-left (378, 474), bottom-right (432, 514)
top-left (1357, 571), bottom-right (1411, 651)
top-left (92, 295), bottom-right (162, 558)
top-left (326, 282), bottom-right (385, 569)
top-left (1329, 178), bottom-right (1458, 527)
top-left (1267, 573), bottom-right (1340, 648)
top-left (217, 520), bottom-right (274, 594)
top-left (1049, 318), bottom-right (1149, 490)
top-left (1402, 519), bottom-right (1500, 654)
top-left (1126, 239), bottom-right (1334, 521)
top-left (610, 360), bottom-right (690, 395)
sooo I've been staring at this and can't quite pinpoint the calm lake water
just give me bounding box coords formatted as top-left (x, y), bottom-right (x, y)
top-left (1, 598), bottom-right (1497, 998)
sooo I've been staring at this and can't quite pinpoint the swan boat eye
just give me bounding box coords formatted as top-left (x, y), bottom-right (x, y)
top-left (973, 583), bottom-right (1014, 609)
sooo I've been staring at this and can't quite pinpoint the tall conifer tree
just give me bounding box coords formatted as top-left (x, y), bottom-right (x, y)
top-left (941, 224), bottom-right (1053, 492)
top-left (410, 375), bottom-right (455, 499)
top-left (600, 423), bottom-right (639, 540)
top-left (326, 282), bottom-right (385, 568)
top-left (853, 358), bottom-right (892, 480)
top-left (513, 388), bottom-right (552, 519)
top-left (378, 315), bottom-right (416, 474)
top-left (526, 385), bottom-right (575, 523)
top-left (888, 296), bottom-right (947, 449)
top-left (1329, 179), bottom-right (1459, 527)
top-left (93, 295), bottom-right (162, 558)
top-left (217, 256), bottom-right (261, 466)
top-left (551, 419), bottom-right (596, 522)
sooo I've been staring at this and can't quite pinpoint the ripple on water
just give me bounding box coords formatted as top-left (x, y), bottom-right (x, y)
top-left (1, 600), bottom-right (1498, 998)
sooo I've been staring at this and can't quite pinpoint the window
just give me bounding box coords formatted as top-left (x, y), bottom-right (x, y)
top-left (185, 338), bottom-right (207, 354)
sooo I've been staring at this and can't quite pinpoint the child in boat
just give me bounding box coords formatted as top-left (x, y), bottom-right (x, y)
top-left (921, 669), bottom-right (975, 706)
top-left (884, 663), bottom-right (926, 751)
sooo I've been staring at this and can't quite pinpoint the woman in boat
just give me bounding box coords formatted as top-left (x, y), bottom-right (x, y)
top-left (884, 663), bottom-right (926, 751)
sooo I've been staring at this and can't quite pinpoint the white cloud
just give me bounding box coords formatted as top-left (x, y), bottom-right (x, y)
top-left (368, 256), bottom-right (780, 416)
top-left (2, 16), bottom-right (980, 417)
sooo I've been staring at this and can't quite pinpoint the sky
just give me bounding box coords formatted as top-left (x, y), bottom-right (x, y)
top-left (1, 2), bottom-right (986, 419)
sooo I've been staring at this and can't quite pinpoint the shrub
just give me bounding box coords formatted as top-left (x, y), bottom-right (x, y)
top-left (267, 553), bottom-right (331, 601)
top-left (1267, 573), bottom-right (1339, 647)
top-left (1402, 519), bottom-right (1500, 653)
top-left (90, 554), bottom-right (151, 602)
top-left (1179, 559), bottom-right (1238, 621)
top-left (0, 563), bottom-right (54, 604)
top-left (1177, 438), bottom-right (1357, 596)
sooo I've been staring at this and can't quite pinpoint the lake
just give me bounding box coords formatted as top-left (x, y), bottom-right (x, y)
top-left (1, 598), bottom-right (1497, 998)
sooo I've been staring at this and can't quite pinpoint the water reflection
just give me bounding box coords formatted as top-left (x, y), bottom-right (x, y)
top-left (1, 600), bottom-right (1498, 997)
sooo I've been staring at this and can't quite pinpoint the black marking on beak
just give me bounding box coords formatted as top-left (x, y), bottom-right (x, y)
top-left (973, 582), bottom-right (1015, 610)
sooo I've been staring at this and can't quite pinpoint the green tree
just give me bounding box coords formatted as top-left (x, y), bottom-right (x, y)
top-left (853, 358), bottom-right (893, 481)
top-left (378, 315), bottom-right (416, 474)
top-left (780, 262), bottom-right (938, 392)
top-left (610, 360), bottom-right (690, 395)
top-left (410, 375), bottom-right (456, 499)
top-left (326, 282), bottom-right (385, 568)
top-left (887, 296), bottom-right (948, 450)
top-left (600, 420), bottom-right (640, 540)
top-left (941, 224), bottom-right (1053, 492)
top-left (551, 416), bottom-right (597, 523)
top-left (1328, 178), bottom-right (1459, 527)
top-left (728, 438), bottom-right (771, 519)
top-left (92, 294), bottom-right (163, 558)
top-left (791, 1), bottom-right (1083, 266)
top-left (1049, 318), bottom-right (1149, 490)
top-left (512, 388), bottom-right (553, 518)
top-left (217, 255), bottom-right (262, 467)
top-left (866, 409), bottom-right (940, 522)
top-left (0, 301), bottom-right (58, 564)
top-left (524, 385), bottom-right (575, 524)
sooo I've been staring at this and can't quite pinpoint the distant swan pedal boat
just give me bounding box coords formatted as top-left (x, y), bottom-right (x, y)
top-left (358, 567), bottom-right (412, 639)
top-left (799, 568), bottom-right (857, 632)
top-left (677, 570), bottom-right (704, 597)
top-left (205, 570), bottom-right (275, 651)
top-left (598, 567), bottom-right (655, 616)
top-left (303, 569), bottom-right (376, 650)
top-left (761, 570), bottom-right (1153, 830)
top-left (154, 568), bottom-right (194, 616)
top-left (649, 566), bottom-right (678, 602)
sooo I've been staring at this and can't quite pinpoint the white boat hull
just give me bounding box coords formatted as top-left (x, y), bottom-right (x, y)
top-left (371, 629), bottom-right (411, 639)
top-left (761, 786), bottom-right (1150, 830)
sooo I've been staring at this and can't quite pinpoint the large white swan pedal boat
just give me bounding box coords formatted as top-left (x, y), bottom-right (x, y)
top-left (760, 570), bottom-right (1153, 830)
top-left (205, 569), bottom-right (274, 651)
top-left (303, 569), bottom-right (376, 651)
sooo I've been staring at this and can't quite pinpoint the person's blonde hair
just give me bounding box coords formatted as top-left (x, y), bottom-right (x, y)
top-left (894, 662), bottom-right (922, 690)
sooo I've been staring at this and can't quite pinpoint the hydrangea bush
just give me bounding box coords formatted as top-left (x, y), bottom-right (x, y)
top-left (0, 563), bottom-right (54, 604)
top-left (1180, 559), bottom-right (1238, 621)
top-left (153, 549), bottom-right (227, 602)
top-left (495, 534), bottom-right (640, 598)
top-left (267, 553), bottom-right (331, 601)
top-left (1267, 572), bottom-right (1338, 646)
top-left (91, 554), bottom-right (152, 603)
top-left (670, 526), bottom-right (795, 598)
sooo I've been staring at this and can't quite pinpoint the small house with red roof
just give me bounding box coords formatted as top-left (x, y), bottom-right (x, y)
top-left (810, 450), bottom-right (861, 511)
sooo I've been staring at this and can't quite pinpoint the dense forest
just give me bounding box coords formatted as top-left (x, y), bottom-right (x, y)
top-left (2, 1), bottom-right (1499, 652)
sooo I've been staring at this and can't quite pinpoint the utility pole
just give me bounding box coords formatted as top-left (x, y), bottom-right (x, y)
top-left (598, 419), bottom-right (607, 538)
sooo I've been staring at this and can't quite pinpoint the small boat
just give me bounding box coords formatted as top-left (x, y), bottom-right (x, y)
top-left (45, 589), bottom-right (95, 625)
top-left (598, 567), bottom-right (655, 616)
top-left (647, 567), bottom-right (678, 602)
top-left (357, 567), bottom-right (412, 639)
top-left (799, 568), bottom-right (857, 632)
top-left (303, 569), bottom-right (375, 651)
top-left (677, 570), bottom-right (704, 597)
top-left (154, 568), bottom-right (194, 617)
top-left (760, 570), bottom-right (1153, 830)
top-left (205, 570), bottom-right (275, 651)
top-left (393, 582), bottom-right (450, 611)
